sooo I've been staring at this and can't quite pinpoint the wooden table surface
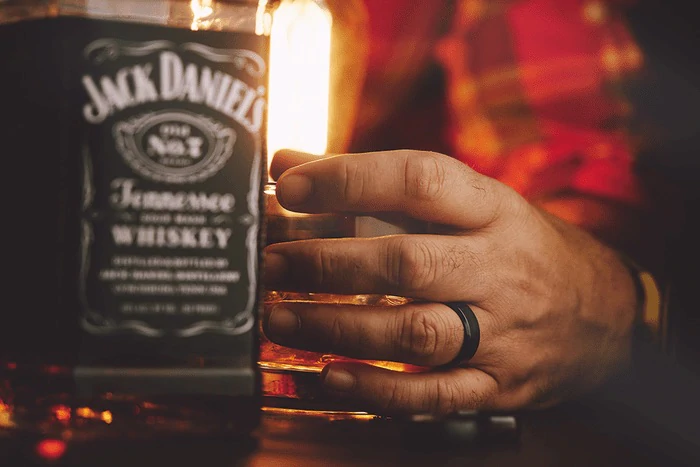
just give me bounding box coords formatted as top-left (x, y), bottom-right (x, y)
top-left (246, 406), bottom-right (661, 467)
top-left (2, 402), bottom-right (688, 467)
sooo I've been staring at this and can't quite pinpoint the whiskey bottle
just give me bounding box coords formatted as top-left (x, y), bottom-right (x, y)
top-left (1, 0), bottom-right (277, 439)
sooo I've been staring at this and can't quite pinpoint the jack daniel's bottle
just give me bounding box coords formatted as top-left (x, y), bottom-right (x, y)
top-left (1, 0), bottom-right (276, 439)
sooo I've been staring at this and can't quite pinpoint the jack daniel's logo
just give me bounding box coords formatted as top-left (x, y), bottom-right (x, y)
top-left (77, 29), bottom-right (265, 340)
top-left (81, 39), bottom-right (266, 183)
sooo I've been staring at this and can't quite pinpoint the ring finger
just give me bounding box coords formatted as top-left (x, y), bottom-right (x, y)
top-left (262, 301), bottom-right (488, 367)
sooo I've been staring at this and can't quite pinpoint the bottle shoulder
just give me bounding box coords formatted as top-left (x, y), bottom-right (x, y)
top-left (1, 1), bottom-right (266, 34)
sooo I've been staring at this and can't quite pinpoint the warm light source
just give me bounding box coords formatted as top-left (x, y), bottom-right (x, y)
top-left (190, 0), bottom-right (214, 30)
top-left (266, 0), bottom-right (333, 177)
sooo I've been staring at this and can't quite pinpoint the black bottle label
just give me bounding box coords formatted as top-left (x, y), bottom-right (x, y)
top-left (64, 18), bottom-right (267, 363)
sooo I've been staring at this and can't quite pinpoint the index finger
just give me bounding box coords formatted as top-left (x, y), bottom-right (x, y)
top-left (271, 149), bottom-right (518, 229)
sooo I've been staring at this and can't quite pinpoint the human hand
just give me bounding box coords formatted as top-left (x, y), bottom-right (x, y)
top-left (263, 150), bottom-right (639, 414)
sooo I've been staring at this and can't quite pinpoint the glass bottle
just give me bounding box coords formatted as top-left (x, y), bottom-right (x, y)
top-left (1, 0), bottom-right (279, 443)
top-left (258, 0), bottom-right (421, 412)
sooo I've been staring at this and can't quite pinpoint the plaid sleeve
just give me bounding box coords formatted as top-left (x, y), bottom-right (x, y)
top-left (354, 1), bottom-right (448, 140)
top-left (435, 0), bottom-right (645, 207)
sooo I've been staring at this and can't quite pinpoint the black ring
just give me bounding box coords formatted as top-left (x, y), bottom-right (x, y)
top-left (444, 302), bottom-right (480, 367)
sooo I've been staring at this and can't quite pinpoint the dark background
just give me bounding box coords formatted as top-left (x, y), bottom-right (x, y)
top-left (626, 0), bottom-right (700, 374)
top-left (590, 1), bottom-right (700, 463)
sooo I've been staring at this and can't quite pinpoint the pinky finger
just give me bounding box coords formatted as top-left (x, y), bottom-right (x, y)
top-left (320, 361), bottom-right (499, 416)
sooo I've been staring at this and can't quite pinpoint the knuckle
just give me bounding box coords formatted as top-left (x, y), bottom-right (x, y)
top-left (338, 158), bottom-right (369, 207)
top-left (430, 378), bottom-right (461, 415)
top-left (379, 380), bottom-right (412, 413)
top-left (396, 309), bottom-right (443, 361)
top-left (492, 183), bottom-right (526, 226)
top-left (387, 238), bottom-right (441, 292)
top-left (402, 152), bottom-right (449, 203)
top-left (462, 167), bottom-right (520, 227)
top-left (329, 313), bottom-right (345, 349)
top-left (312, 245), bottom-right (341, 288)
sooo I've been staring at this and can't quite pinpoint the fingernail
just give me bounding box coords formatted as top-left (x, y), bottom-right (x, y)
top-left (277, 174), bottom-right (313, 206)
top-left (263, 252), bottom-right (287, 285)
top-left (266, 306), bottom-right (300, 338)
top-left (322, 367), bottom-right (356, 393)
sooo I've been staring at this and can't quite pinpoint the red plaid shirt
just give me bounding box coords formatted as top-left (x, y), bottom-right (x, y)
top-left (355, 0), bottom-right (644, 207)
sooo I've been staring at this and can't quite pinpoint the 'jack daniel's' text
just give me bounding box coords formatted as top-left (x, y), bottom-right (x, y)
top-left (82, 50), bottom-right (265, 134)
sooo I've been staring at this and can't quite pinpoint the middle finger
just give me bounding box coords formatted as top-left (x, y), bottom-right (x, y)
top-left (264, 234), bottom-right (488, 302)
